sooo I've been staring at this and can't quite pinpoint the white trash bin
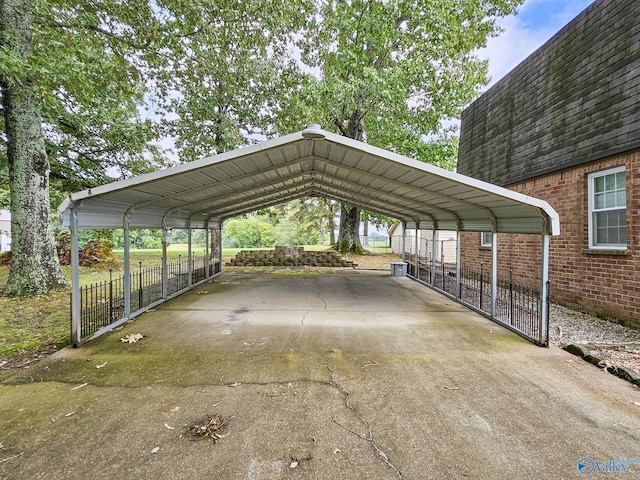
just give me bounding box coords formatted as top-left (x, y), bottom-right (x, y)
top-left (390, 262), bottom-right (407, 276)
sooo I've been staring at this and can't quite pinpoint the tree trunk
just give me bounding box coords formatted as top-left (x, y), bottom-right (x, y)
top-left (333, 110), bottom-right (367, 254)
top-left (328, 201), bottom-right (336, 245)
top-left (1, 0), bottom-right (67, 296)
top-left (362, 214), bottom-right (369, 246)
top-left (334, 204), bottom-right (366, 254)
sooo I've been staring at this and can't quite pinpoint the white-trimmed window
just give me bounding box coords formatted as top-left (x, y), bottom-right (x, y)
top-left (480, 232), bottom-right (492, 247)
top-left (588, 166), bottom-right (627, 249)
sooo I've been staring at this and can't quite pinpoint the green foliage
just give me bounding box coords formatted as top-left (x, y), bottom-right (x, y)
top-left (112, 229), bottom-right (162, 250)
top-left (278, 0), bottom-right (523, 166)
top-left (224, 218), bottom-right (275, 248)
top-left (2, 0), bottom-right (311, 199)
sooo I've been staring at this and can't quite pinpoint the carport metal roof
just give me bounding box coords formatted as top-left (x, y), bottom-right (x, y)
top-left (57, 125), bottom-right (559, 235)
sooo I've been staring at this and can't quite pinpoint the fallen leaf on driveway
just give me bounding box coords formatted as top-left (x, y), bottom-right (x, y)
top-left (164, 423), bottom-right (175, 430)
top-left (151, 447), bottom-right (160, 454)
top-left (121, 333), bottom-right (144, 343)
top-left (290, 460), bottom-right (298, 469)
top-left (444, 386), bottom-right (460, 391)
top-left (169, 406), bottom-right (180, 413)
top-left (633, 402), bottom-right (640, 407)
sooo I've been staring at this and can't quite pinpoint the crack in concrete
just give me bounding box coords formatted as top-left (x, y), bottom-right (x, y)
top-left (317, 292), bottom-right (327, 310)
top-left (323, 361), bottom-right (403, 479)
top-left (295, 310), bottom-right (310, 346)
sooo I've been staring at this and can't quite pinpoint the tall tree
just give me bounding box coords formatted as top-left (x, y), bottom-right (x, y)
top-left (0, 0), bottom-right (308, 295)
top-left (277, 0), bottom-right (523, 253)
top-left (1, 0), bottom-right (67, 294)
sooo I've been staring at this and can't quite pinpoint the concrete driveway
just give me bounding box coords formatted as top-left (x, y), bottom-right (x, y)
top-left (1, 270), bottom-right (639, 479)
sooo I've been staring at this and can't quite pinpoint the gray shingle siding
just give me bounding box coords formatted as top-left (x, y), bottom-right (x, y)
top-left (458, 0), bottom-right (640, 186)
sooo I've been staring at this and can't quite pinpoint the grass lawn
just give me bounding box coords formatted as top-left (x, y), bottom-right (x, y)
top-left (0, 244), bottom-right (356, 368)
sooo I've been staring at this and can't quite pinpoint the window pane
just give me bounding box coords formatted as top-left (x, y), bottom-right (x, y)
top-left (616, 172), bottom-right (626, 189)
top-left (605, 174), bottom-right (616, 190)
top-left (595, 192), bottom-right (605, 209)
top-left (595, 176), bottom-right (605, 193)
top-left (604, 191), bottom-right (615, 208)
top-left (594, 209), bottom-right (626, 246)
top-left (616, 190), bottom-right (626, 206)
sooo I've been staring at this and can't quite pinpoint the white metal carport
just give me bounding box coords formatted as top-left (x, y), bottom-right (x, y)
top-left (58, 125), bottom-right (560, 346)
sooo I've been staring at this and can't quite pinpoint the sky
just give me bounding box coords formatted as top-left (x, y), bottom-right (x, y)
top-left (478, 0), bottom-right (595, 89)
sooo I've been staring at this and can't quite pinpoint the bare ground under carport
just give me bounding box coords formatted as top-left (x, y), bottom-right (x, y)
top-left (1, 270), bottom-right (639, 479)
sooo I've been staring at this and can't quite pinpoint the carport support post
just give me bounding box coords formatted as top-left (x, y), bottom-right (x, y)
top-left (455, 230), bottom-right (462, 299)
top-left (401, 222), bottom-right (406, 262)
top-left (161, 233), bottom-right (168, 299)
top-left (123, 221), bottom-right (131, 316)
top-left (204, 226), bottom-right (210, 277)
top-left (431, 228), bottom-right (438, 285)
top-left (70, 210), bottom-right (80, 346)
top-left (187, 226), bottom-right (193, 287)
top-left (491, 232), bottom-right (498, 318)
top-left (414, 227), bottom-right (419, 278)
top-left (540, 234), bottom-right (551, 345)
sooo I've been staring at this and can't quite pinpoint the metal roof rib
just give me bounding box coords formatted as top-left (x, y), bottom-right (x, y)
top-left (57, 127), bottom-right (559, 236)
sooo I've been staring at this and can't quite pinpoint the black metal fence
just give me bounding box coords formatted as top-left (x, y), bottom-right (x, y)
top-left (74, 254), bottom-right (220, 342)
top-left (404, 255), bottom-right (549, 345)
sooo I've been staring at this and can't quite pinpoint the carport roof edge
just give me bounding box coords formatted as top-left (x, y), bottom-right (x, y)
top-left (57, 126), bottom-right (560, 235)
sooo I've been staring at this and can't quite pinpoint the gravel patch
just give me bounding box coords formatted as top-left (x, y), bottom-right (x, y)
top-left (550, 304), bottom-right (640, 376)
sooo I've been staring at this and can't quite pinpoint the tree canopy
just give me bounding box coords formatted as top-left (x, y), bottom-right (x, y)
top-left (276, 0), bottom-right (524, 252)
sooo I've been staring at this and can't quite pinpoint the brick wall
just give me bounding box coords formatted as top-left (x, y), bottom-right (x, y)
top-left (460, 150), bottom-right (640, 329)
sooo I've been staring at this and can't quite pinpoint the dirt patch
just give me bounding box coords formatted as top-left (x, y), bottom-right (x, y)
top-left (349, 253), bottom-right (402, 270)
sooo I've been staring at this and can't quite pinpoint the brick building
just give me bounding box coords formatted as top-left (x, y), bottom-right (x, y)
top-left (457, 0), bottom-right (640, 328)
